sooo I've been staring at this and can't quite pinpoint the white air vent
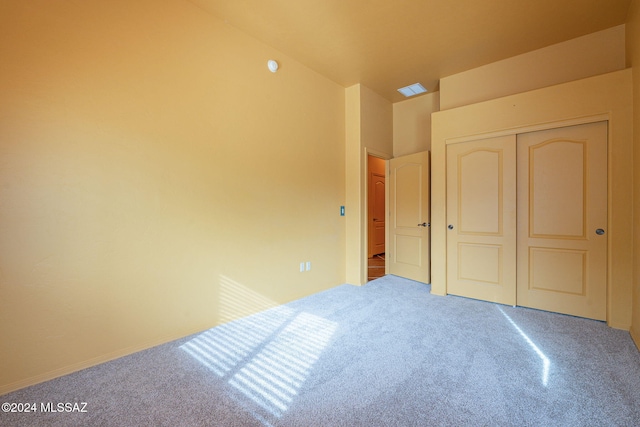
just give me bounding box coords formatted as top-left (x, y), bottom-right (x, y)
top-left (398, 83), bottom-right (427, 97)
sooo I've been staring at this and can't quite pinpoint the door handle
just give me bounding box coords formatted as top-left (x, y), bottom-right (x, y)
top-left (418, 222), bottom-right (430, 227)
top-left (448, 224), bottom-right (454, 230)
top-left (595, 228), bottom-right (605, 235)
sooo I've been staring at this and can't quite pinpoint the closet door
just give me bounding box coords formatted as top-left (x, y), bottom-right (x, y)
top-left (516, 122), bottom-right (608, 320)
top-left (446, 135), bottom-right (517, 305)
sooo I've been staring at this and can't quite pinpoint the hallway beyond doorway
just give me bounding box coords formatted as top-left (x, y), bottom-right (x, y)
top-left (368, 254), bottom-right (385, 282)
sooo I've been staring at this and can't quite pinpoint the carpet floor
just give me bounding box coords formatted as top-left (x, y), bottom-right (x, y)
top-left (2, 275), bottom-right (640, 426)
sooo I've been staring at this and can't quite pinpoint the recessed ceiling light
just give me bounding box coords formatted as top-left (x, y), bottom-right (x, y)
top-left (398, 83), bottom-right (427, 97)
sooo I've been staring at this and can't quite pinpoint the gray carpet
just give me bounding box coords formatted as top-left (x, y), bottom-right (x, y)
top-left (2, 275), bottom-right (640, 426)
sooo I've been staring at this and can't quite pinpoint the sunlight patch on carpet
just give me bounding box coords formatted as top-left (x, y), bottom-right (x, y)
top-left (498, 306), bottom-right (551, 387)
top-left (180, 276), bottom-right (337, 425)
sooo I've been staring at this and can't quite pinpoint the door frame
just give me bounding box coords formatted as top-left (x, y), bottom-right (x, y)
top-left (431, 69), bottom-right (633, 329)
top-left (364, 148), bottom-right (391, 282)
top-left (367, 155), bottom-right (386, 258)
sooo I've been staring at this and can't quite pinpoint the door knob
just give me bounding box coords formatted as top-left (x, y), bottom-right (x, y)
top-left (595, 228), bottom-right (605, 235)
top-left (418, 222), bottom-right (428, 227)
top-left (448, 224), bottom-right (454, 230)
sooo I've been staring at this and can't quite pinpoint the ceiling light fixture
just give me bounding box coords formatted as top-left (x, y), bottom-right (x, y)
top-left (398, 83), bottom-right (427, 97)
top-left (267, 60), bottom-right (279, 73)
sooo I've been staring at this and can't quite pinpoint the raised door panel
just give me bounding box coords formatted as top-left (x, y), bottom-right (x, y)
top-left (446, 135), bottom-right (516, 305)
top-left (459, 149), bottom-right (502, 235)
top-left (529, 140), bottom-right (586, 238)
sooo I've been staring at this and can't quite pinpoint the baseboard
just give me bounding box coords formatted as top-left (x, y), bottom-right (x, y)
top-left (630, 326), bottom-right (640, 351)
top-left (0, 323), bottom-right (216, 397)
top-left (608, 321), bottom-right (631, 331)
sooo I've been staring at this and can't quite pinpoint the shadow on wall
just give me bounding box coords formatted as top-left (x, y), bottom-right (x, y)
top-left (180, 275), bottom-right (337, 426)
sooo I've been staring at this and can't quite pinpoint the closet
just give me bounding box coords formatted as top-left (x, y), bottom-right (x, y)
top-left (445, 121), bottom-right (607, 321)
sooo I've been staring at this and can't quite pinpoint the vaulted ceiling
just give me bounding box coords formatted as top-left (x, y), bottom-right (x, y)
top-left (190, 0), bottom-right (632, 102)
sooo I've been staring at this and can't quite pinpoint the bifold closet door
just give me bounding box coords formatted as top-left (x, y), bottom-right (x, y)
top-left (446, 135), bottom-right (517, 305)
top-left (516, 121), bottom-right (608, 320)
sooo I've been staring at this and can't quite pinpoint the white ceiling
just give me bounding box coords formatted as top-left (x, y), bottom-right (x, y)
top-left (189, 0), bottom-right (632, 102)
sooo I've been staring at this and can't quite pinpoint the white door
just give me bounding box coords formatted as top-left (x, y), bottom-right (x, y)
top-left (389, 151), bottom-right (430, 283)
top-left (516, 121), bottom-right (608, 320)
top-left (446, 135), bottom-right (517, 305)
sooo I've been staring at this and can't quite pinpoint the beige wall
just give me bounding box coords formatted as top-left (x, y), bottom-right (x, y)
top-left (393, 92), bottom-right (440, 157)
top-left (345, 84), bottom-right (392, 285)
top-left (628, 0), bottom-right (640, 348)
top-left (440, 25), bottom-right (626, 110)
top-left (432, 70), bottom-right (634, 330)
top-left (361, 86), bottom-right (394, 156)
top-left (0, 0), bottom-right (346, 394)
top-left (345, 85), bottom-right (363, 285)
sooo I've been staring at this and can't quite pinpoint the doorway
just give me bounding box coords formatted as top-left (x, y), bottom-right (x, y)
top-left (367, 155), bottom-right (386, 281)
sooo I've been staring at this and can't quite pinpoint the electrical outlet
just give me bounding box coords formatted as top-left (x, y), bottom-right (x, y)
top-left (300, 262), bottom-right (305, 272)
top-left (306, 261), bottom-right (311, 271)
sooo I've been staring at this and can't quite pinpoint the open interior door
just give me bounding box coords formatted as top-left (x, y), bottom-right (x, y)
top-left (388, 151), bottom-right (430, 283)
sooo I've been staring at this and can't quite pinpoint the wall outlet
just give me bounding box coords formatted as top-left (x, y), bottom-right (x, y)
top-left (305, 261), bottom-right (311, 271)
top-left (300, 262), bottom-right (305, 272)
